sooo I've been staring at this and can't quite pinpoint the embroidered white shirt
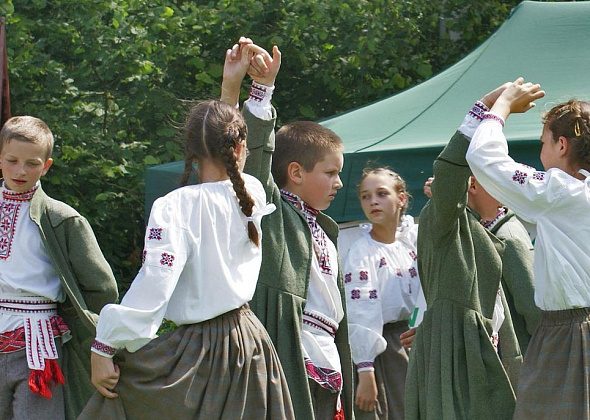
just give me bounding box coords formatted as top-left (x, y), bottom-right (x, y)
top-left (0, 183), bottom-right (64, 334)
top-left (94, 174), bottom-right (275, 355)
top-left (343, 216), bottom-right (422, 368)
top-left (466, 115), bottom-right (590, 310)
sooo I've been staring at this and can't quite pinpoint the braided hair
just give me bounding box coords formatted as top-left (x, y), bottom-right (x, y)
top-left (543, 100), bottom-right (590, 172)
top-left (181, 100), bottom-right (259, 246)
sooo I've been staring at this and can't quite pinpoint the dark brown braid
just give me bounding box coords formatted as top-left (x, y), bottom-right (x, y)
top-left (218, 122), bottom-right (259, 246)
top-left (182, 100), bottom-right (259, 246)
top-left (544, 100), bottom-right (590, 171)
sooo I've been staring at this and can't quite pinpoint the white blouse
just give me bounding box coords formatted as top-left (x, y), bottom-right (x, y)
top-left (467, 117), bottom-right (590, 311)
top-left (0, 184), bottom-right (64, 333)
top-left (94, 174), bottom-right (275, 355)
top-left (343, 216), bottom-right (422, 367)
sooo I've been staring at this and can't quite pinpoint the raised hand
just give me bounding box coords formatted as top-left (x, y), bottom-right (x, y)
top-left (247, 45), bottom-right (281, 88)
top-left (492, 77), bottom-right (545, 119)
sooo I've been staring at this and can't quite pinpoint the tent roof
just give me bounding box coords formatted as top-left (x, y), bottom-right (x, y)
top-left (145, 1), bottom-right (590, 222)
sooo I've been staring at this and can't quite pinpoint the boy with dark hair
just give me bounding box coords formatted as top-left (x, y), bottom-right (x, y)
top-left (221, 39), bottom-right (354, 419)
top-left (0, 116), bottom-right (118, 420)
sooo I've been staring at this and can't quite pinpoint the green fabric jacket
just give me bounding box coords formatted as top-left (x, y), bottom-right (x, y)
top-left (243, 107), bottom-right (354, 420)
top-left (491, 210), bottom-right (541, 359)
top-left (405, 131), bottom-right (520, 420)
top-left (29, 185), bottom-right (119, 420)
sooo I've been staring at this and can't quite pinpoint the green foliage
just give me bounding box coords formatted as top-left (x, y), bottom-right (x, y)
top-left (5, 0), bottom-right (530, 288)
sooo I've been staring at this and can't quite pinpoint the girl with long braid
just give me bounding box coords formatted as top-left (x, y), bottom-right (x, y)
top-left (79, 91), bottom-right (294, 417)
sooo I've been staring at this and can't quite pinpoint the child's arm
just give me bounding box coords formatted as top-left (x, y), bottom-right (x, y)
top-left (220, 37), bottom-right (253, 106)
top-left (241, 45), bottom-right (281, 196)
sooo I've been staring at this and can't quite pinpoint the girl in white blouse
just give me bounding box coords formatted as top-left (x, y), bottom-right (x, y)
top-left (343, 168), bottom-right (423, 420)
top-left (79, 98), bottom-right (294, 419)
top-left (466, 79), bottom-right (590, 419)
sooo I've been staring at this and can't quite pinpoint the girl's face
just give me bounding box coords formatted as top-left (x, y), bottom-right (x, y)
top-left (540, 124), bottom-right (565, 171)
top-left (359, 173), bottom-right (406, 227)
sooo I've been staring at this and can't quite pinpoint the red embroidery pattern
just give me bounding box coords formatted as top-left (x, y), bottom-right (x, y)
top-left (532, 171), bottom-right (546, 181)
top-left (369, 289), bottom-right (378, 299)
top-left (359, 270), bottom-right (368, 281)
top-left (305, 358), bottom-right (343, 392)
top-left (91, 339), bottom-right (117, 356)
top-left (160, 252), bottom-right (175, 267)
top-left (409, 267), bottom-right (418, 278)
top-left (379, 257), bottom-right (387, 267)
top-left (302, 311), bottom-right (338, 338)
top-left (351, 289), bottom-right (361, 300)
top-left (512, 170), bottom-right (528, 185)
top-left (142, 250), bottom-right (147, 264)
top-left (2, 186), bottom-right (37, 202)
top-left (409, 251), bottom-right (417, 261)
top-left (0, 202), bottom-right (21, 259)
top-left (148, 227), bottom-right (163, 241)
top-left (344, 273), bottom-right (352, 283)
top-left (356, 361), bottom-right (374, 370)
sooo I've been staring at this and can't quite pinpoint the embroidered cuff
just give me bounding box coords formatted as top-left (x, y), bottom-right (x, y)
top-left (356, 361), bottom-right (375, 373)
top-left (483, 111), bottom-right (505, 127)
top-left (468, 101), bottom-right (490, 121)
top-left (91, 339), bottom-right (118, 358)
top-left (459, 101), bottom-right (490, 139)
top-left (249, 81), bottom-right (274, 104)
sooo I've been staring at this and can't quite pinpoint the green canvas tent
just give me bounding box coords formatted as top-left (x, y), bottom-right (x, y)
top-left (145, 1), bottom-right (590, 222)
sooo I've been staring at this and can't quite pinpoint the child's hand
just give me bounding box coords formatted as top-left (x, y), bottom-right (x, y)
top-left (481, 82), bottom-right (513, 109)
top-left (247, 45), bottom-right (281, 88)
top-left (423, 176), bottom-right (434, 198)
top-left (221, 37), bottom-right (254, 105)
top-left (355, 370), bottom-right (379, 412)
top-left (91, 352), bottom-right (120, 398)
top-left (492, 77), bottom-right (545, 119)
top-left (400, 327), bottom-right (417, 349)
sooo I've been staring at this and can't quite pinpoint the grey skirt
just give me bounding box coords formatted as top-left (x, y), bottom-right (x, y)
top-left (355, 320), bottom-right (410, 420)
top-left (78, 305), bottom-right (294, 420)
top-left (513, 307), bottom-right (590, 419)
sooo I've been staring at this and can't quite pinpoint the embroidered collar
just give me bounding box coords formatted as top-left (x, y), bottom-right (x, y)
top-left (280, 189), bottom-right (319, 218)
top-left (480, 207), bottom-right (508, 230)
top-left (1, 182), bottom-right (38, 202)
top-left (280, 189), bottom-right (333, 275)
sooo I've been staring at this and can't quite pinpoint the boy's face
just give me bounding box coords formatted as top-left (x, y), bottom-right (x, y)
top-left (0, 140), bottom-right (52, 193)
top-left (298, 150), bottom-right (344, 211)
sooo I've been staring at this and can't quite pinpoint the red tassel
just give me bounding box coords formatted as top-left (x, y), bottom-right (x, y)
top-left (334, 406), bottom-right (345, 420)
top-left (27, 359), bottom-right (65, 399)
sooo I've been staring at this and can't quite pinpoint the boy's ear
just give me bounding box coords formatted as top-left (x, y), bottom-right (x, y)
top-left (287, 161), bottom-right (304, 185)
top-left (467, 175), bottom-right (477, 196)
top-left (42, 158), bottom-right (53, 176)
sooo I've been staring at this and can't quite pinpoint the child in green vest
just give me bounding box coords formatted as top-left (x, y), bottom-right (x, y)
top-left (221, 38), bottom-right (354, 420)
top-left (0, 116), bottom-right (118, 420)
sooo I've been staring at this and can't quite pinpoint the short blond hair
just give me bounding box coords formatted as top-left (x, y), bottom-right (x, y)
top-left (0, 116), bottom-right (54, 159)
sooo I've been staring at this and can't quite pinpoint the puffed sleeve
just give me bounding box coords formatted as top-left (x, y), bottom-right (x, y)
top-left (467, 117), bottom-right (567, 223)
top-left (92, 194), bottom-right (188, 357)
top-left (343, 236), bottom-right (387, 371)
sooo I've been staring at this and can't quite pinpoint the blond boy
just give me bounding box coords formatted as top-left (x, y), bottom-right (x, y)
top-left (0, 116), bottom-right (118, 420)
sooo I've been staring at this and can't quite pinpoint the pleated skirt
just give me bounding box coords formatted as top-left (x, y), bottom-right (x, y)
top-left (78, 305), bottom-right (294, 420)
top-left (355, 320), bottom-right (410, 420)
top-left (513, 307), bottom-right (590, 420)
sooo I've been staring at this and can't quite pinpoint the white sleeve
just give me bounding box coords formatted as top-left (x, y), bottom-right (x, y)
top-left (243, 81), bottom-right (274, 121)
top-left (93, 195), bottom-right (188, 356)
top-left (466, 118), bottom-right (567, 223)
top-left (344, 239), bottom-right (387, 371)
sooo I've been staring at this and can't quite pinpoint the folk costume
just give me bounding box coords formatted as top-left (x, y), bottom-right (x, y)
top-left (405, 103), bottom-right (522, 420)
top-left (79, 173), bottom-right (293, 420)
top-left (467, 109), bottom-right (590, 419)
top-left (344, 216), bottom-right (422, 420)
top-left (488, 208), bottom-right (540, 359)
top-left (0, 182), bottom-right (118, 420)
top-left (242, 85), bottom-right (354, 420)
